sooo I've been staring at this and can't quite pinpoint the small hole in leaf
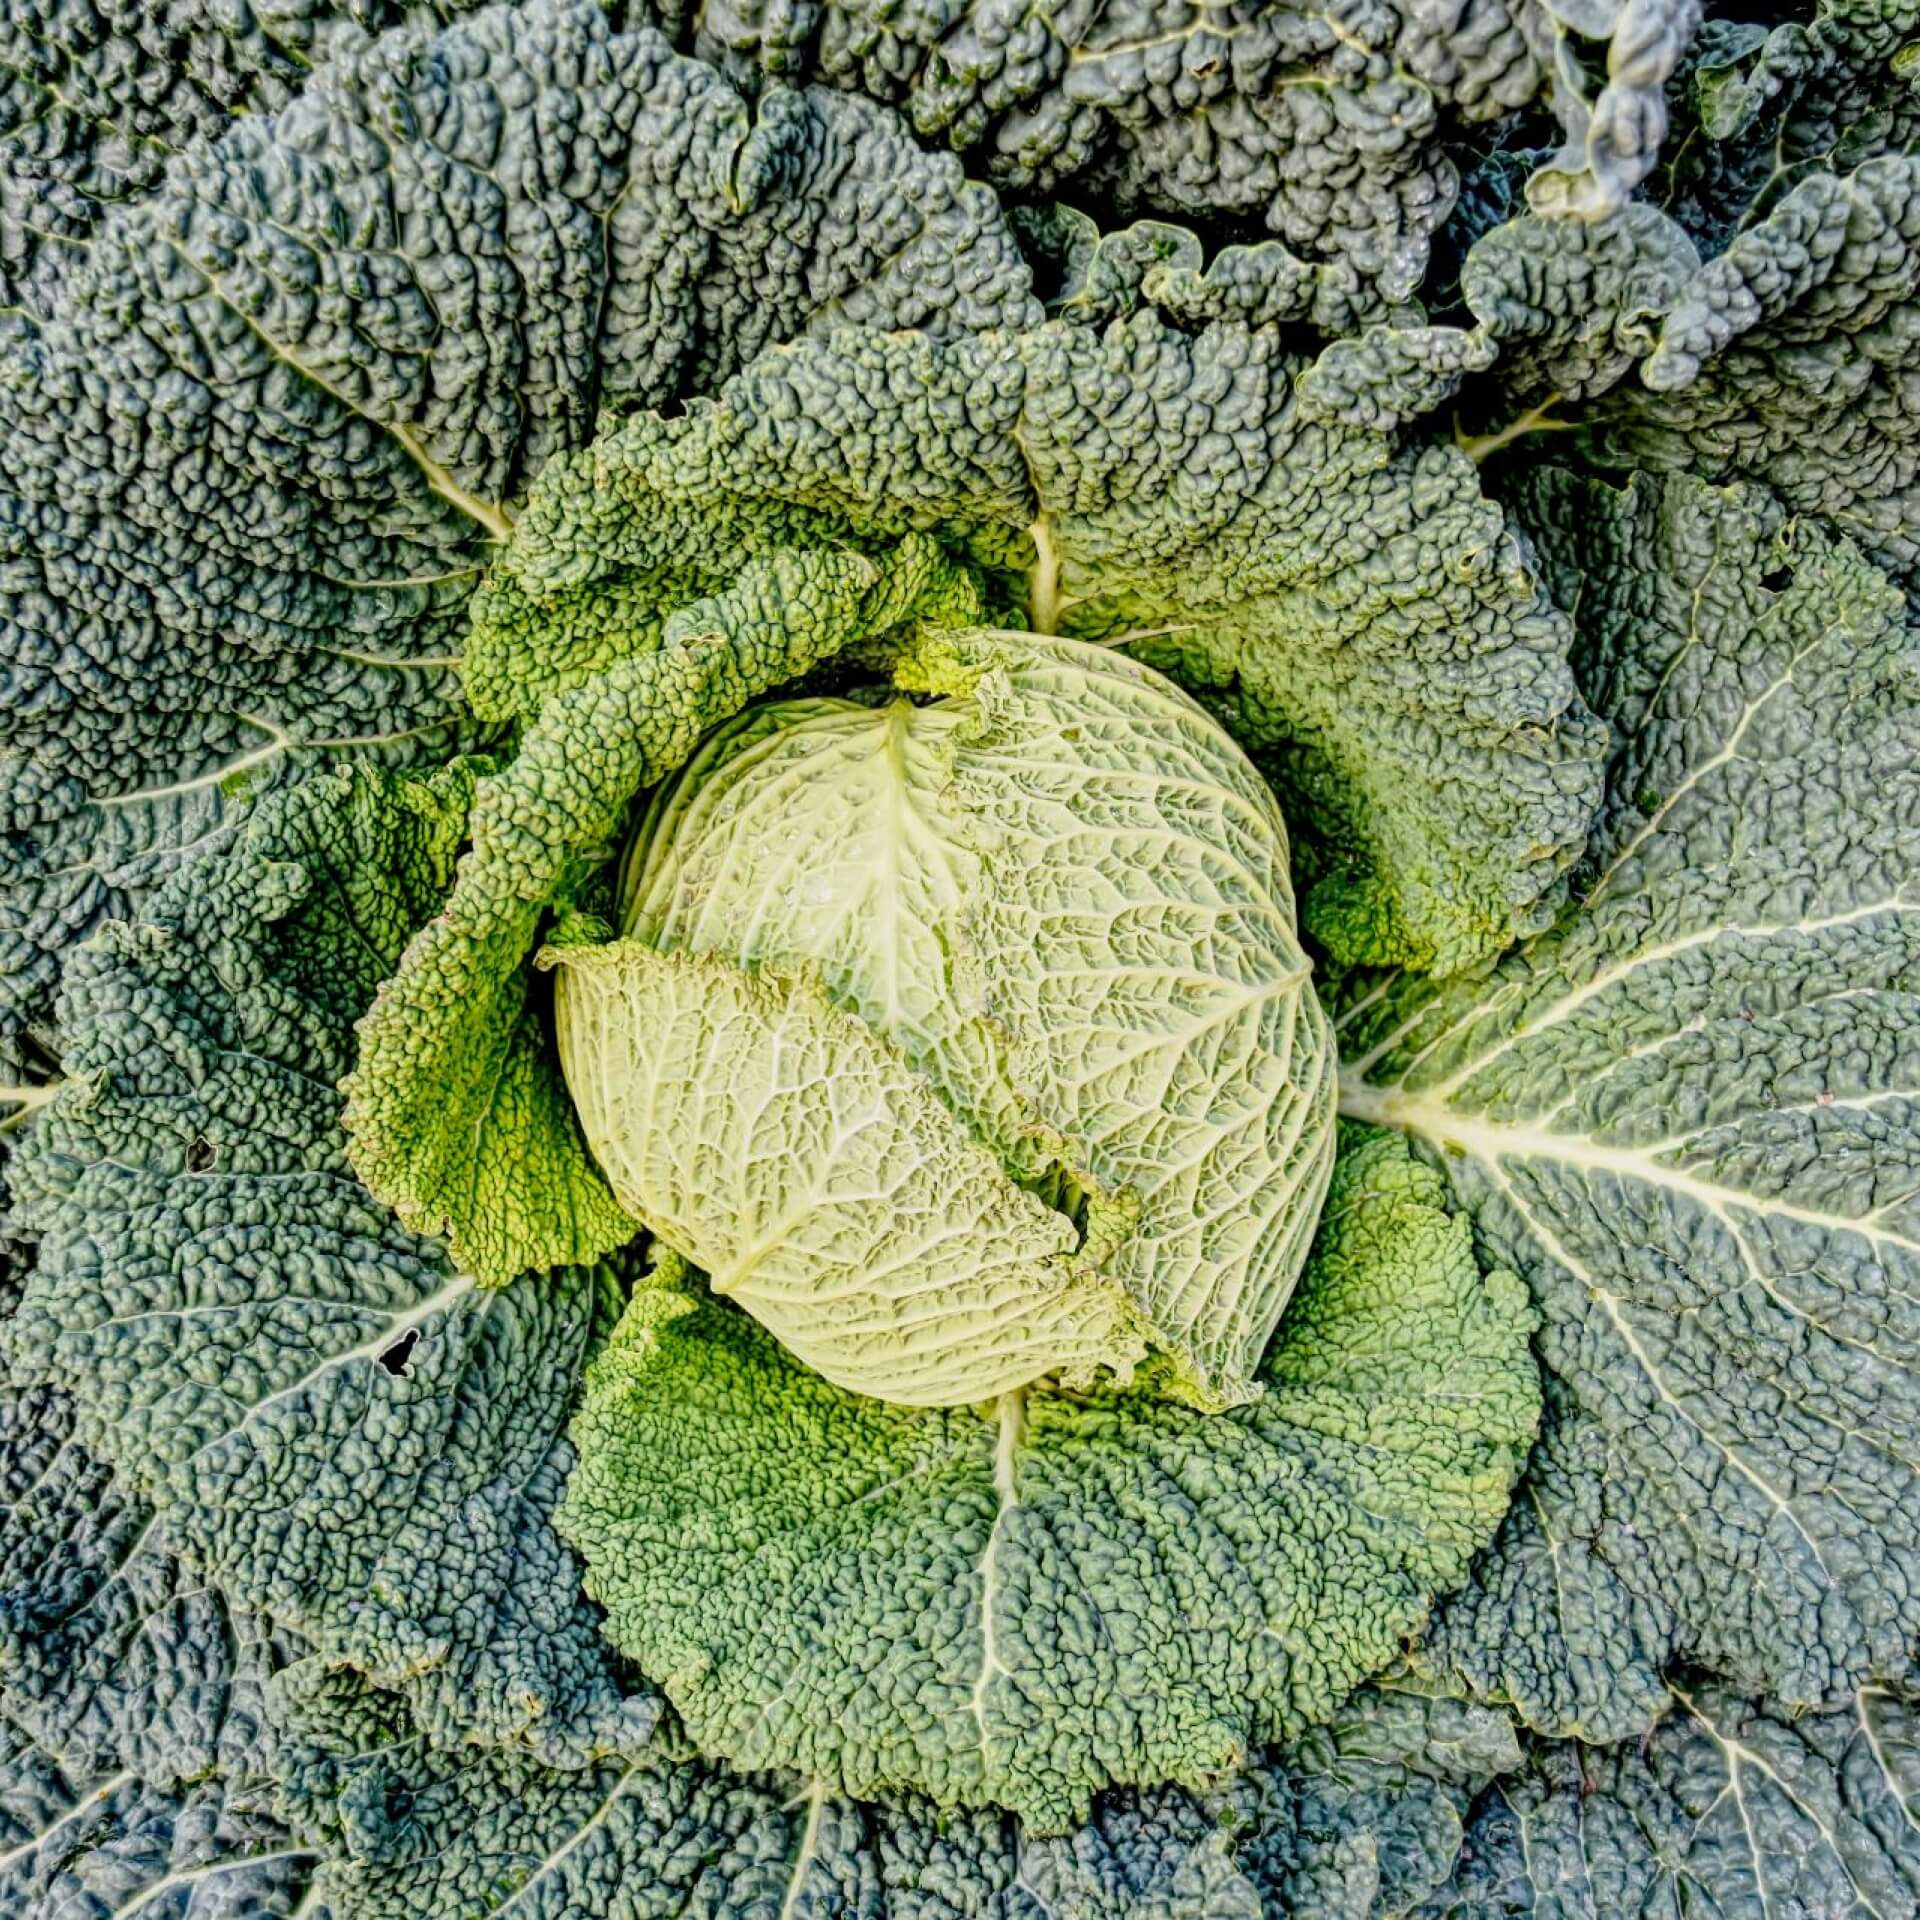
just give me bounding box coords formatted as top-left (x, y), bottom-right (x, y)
top-left (378, 1329), bottom-right (421, 1379)
top-left (1760, 565), bottom-right (1793, 593)
top-left (186, 1136), bottom-right (215, 1172)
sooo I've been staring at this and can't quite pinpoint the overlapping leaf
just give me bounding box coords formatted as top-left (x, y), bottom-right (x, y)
top-left (557, 1128), bottom-right (1537, 1829)
top-left (7, 765), bottom-right (652, 1766)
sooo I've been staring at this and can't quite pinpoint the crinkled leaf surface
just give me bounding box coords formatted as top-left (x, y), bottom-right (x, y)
top-left (1306, 141), bottom-right (1920, 564)
top-left (6, 765), bottom-right (652, 1766)
top-left (0, 0), bottom-right (1702, 331)
top-left (0, 0), bottom-right (488, 316)
top-left (690, 0), bottom-right (1700, 318)
top-left (1420, 1682), bottom-right (1920, 1918)
top-left (1015, 207), bottom-right (1404, 341)
top-left (0, 1357), bottom-right (321, 1917)
top-left (278, 1674), bottom-right (1265, 1920)
top-left (1295, 202), bottom-right (1704, 435)
top-left (0, 0), bottom-right (1038, 1061)
top-left (1339, 470), bottom-right (1920, 1738)
top-left (558, 1126), bottom-right (1538, 1830)
top-left (620, 632), bottom-right (1337, 1407)
top-left (1585, 155), bottom-right (1920, 596)
top-left (1232, 1687), bottom-right (1524, 1919)
top-left (1380, 153), bottom-right (1920, 597)
top-left (0, 1385), bottom-right (295, 1792)
top-left (0, 1559), bottom-right (319, 1918)
top-left (550, 945), bottom-right (1149, 1407)
top-left (0, 1722), bottom-right (318, 1920)
top-left (282, 1667), bottom-right (1532, 1920)
top-left (1652, 0), bottom-right (1920, 259)
top-left (347, 537), bottom-right (980, 1284)
top-left (485, 317), bottom-right (1607, 980)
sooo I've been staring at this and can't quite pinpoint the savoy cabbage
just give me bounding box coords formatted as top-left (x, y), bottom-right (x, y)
top-left (601, 635), bottom-right (1336, 1409)
top-left (3, 0), bottom-right (1920, 1913)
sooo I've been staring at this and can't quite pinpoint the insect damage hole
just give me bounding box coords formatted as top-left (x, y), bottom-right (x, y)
top-left (378, 1328), bottom-right (422, 1378)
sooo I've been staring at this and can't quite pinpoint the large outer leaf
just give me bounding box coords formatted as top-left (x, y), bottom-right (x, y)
top-left (1339, 470), bottom-right (1920, 1740)
top-left (0, 0), bottom-right (481, 317)
top-left (557, 1126), bottom-right (1538, 1830)
top-left (0, 1488), bottom-right (321, 1917)
top-left (0, 1388), bottom-right (294, 1791)
top-left (0, 0), bottom-right (1706, 330)
top-left (0, 0), bottom-right (1039, 1064)
top-left (283, 1668), bottom-right (1523, 1920)
top-left (1233, 1688), bottom-right (1525, 1918)
top-left (0, 1726), bottom-right (318, 1920)
top-left (620, 631), bottom-right (1337, 1408)
top-left (282, 1675), bottom-right (1266, 1920)
top-left (0, 1342), bottom-right (322, 1917)
top-left (6, 765), bottom-right (651, 1766)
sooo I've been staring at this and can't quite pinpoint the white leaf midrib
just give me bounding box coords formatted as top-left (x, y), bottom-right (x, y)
top-left (967, 1389), bottom-right (1026, 1774)
top-left (1336, 1083), bottom-right (1916, 1257)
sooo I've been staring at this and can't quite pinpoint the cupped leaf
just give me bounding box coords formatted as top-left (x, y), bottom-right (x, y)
top-left (347, 538), bottom-right (977, 1284)
top-left (1339, 469), bottom-right (1920, 1736)
top-left (547, 944), bottom-right (1149, 1407)
top-left (557, 1127), bottom-right (1539, 1830)
top-left (489, 316), bottom-right (1608, 979)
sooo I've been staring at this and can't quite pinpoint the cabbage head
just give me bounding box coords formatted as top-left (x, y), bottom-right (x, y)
top-left (544, 631), bottom-right (1338, 1410)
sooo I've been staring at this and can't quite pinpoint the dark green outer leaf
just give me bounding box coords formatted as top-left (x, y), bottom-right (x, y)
top-left (6, 763), bottom-right (653, 1767)
top-left (0, 0), bottom-right (1039, 1063)
top-left (1339, 469), bottom-right (1920, 1740)
top-left (1418, 1682), bottom-right (1920, 1918)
